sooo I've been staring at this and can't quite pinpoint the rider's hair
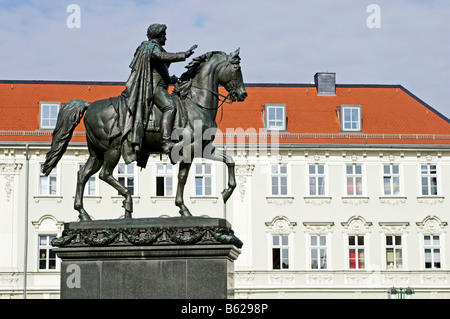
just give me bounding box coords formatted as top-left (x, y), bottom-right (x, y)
top-left (147, 24), bottom-right (167, 40)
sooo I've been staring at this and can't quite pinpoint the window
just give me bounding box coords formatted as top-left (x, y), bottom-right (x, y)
top-left (424, 235), bottom-right (441, 269)
top-left (39, 164), bottom-right (57, 195)
top-left (348, 235), bottom-right (365, 269)
top-left (272, 235), bottom-right (289, 269)
top-left (386, 235), bottom-right (403, 269)
top-left (346, 164), bottom-right (363, 196)
top-left (271, 164), bottom-right (288, 196)
top-left (339, 105), bottom-right (361, 132)
top-left (156, 164), bottom-right (174, 196)
top-left (195, 163), bottom-right (212, 196)
top-left (421, 164), bottom-right (438, 196)
top-left (39, 102), bottom-right (60, 129)
top-left (265, 104), bottom-right (286, 130)
top-left (310, 235), bottom-right (327, 269)
top-left (383, 164), bottom-right (400, 196)
top-left (117, 163), bottom-right (135, 196)
top-left (309, 164), bottom-right (325, 196)
top-left (38, 235), bottom-right (56, 270)
top-left (78, 164), bottom-right (97, 196)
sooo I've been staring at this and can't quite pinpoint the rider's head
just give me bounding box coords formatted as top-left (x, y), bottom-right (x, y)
top-left (147, 24), bottom-right (167, 44)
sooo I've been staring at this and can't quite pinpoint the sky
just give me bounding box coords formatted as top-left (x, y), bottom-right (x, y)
top-left (1, 0), bottom-right (449, 118)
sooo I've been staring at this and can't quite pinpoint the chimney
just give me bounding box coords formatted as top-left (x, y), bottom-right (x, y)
top-left (314, 72), bottom-right (336, 96)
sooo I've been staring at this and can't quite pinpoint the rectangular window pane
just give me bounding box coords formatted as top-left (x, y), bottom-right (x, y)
top-left (156, 176), bottom-right (164, 196)
top-left (272, 248), bottom-right (280, 269)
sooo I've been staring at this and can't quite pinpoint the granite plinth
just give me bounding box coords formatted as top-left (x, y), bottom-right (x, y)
top-left (52, 217), bottom-right (241, 299)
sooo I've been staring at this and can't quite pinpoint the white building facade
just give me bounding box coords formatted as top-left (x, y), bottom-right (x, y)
top-left (1, 76), bottom-right (450, 299)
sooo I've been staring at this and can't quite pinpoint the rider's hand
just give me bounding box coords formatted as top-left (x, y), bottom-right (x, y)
top-left (185, 44), bottom-right (198, 58)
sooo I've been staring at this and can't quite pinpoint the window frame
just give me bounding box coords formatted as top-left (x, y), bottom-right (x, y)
top-left (347, 234), bottom-right (366, 270)
top-left (270, 163), bottom-right (289, 197)
top-left (385, 234), bottom-right (404, 270)
top-left (420, 163), bottom-right (439, 196)
top-left (338, 105), bottom-right (362, 132)
top-left (308, 163), bottom-right (327, 197)
top-left (38, 234), bottom-right (58, 271)
top-left (309, 234), bottom-right (328, 270)
top-left (345, 163), bottom-right (364, 196)
top-left (271, 234), bottom-right (290, 270)
top-left (264, 104), bottom-right (287, 131)
top-left (39, 101), bottom-right (61, 130)
top-left (38, 163), bottom-right (59, 196)
top-left (116, 163), bottom-right (137, 196)
top-left (423, 235), bottom-right (442, 270)
top-left (382, 163), bottom-right (402, 197)
top-left (155, 163), bottom-right (175, 197)
top-left (194, 163), bottom-right (213, 197)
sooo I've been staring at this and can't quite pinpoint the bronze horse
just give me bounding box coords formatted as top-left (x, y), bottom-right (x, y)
top-left (42, 49), bottom-right (247, 221)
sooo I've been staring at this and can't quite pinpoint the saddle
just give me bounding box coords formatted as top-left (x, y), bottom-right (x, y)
top-left (107, 90), bottom-right (188, 168)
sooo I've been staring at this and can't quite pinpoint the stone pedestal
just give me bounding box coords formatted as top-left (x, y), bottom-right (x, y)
top-left (52, 217), bottom-right (242, 299)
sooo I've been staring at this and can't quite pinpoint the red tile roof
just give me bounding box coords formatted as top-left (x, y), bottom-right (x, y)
top-left (1, 80), bottom-right (449, 146)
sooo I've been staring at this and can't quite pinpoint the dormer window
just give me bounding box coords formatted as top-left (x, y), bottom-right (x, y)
top-left (338, 105), bottom-right (361, 132)
top-left (39, 101), bottom-right (60, 129)
top-left (265, 104), bottom-right (286, 131)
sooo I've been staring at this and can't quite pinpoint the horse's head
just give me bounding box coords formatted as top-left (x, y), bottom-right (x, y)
top-left (218, 49), bottom-right (247, 102)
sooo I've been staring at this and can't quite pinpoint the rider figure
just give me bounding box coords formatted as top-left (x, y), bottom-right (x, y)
top-left (122, 23), bottom-right (197, 156)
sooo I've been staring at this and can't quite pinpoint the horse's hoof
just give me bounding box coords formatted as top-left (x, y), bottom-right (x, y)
top-left (179, 208), bottom-right (192, 217)
top-left (78, 212), bottom-right (92, 221)
top-left (222, 189), bottom-right (232, 203)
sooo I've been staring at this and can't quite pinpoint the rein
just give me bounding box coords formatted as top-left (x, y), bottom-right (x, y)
top-left (189, 85), bottom-right (233, 110)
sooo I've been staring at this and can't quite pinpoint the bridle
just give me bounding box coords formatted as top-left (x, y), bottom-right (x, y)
top-left (187, 58), bottom-right (242, 112)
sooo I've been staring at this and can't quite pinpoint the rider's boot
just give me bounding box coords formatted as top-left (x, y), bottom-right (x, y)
top-left (160, 108), bottom-right (176, 154)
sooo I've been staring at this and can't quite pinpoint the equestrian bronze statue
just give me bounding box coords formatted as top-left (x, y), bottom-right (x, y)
top-left (42, 43), bottom-right (247, 220)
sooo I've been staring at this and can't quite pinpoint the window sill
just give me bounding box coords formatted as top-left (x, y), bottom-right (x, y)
top-left (190, 196), bottom-right (219, 203)
top-left (304, 196), bottom-right (332, 205)
top-left (379, 196), bottom-right (407, 205)
top-left (72, 196), bottom-right (102, 203)
top-left (33, 196), bottom-right (63, 203)
top-left (341, 196), bottom-right (369, 205)
top-left (417, 196), bottom-right (444, 204)
top-left (111, 196), bottom-right (140, 203)
top-left (266, 196), bottom-right (294, 205)
top-left (150, 196), bottom-right (175, 203)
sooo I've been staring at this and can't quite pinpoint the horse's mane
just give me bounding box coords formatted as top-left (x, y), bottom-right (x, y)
top-left (173, 51), bottom-right (226, 99)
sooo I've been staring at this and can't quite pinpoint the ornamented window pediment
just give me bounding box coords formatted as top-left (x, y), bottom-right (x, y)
top-left (341, 216), bottom-right (372, 235)
top-left (265, 216), bottom-right (297, 234)
top-left (378, 222), bottom-right (409, 235)
top-left (303, 222), bottom-right (334, 234)
top-left (416, 216), bottom-right (447, 235)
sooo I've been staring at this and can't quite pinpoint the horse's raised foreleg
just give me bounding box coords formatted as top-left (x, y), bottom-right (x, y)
top-left (175, 161), bottom-right (193, 216)
top-left (74, 154), bottom-right (102, 221)
top-left (99, 149), bottom-right (133, 219)
top-left (205, 148), bottom-right (236, 203)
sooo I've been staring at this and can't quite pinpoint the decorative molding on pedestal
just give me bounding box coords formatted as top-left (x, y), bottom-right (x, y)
top-left (51, 217), bottom-right (243, 248)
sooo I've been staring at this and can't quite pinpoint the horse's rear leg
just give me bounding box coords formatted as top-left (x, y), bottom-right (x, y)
top-left (206, 149), bottom-right (236, 203)
top-left (99, 149), bottom-right (133, 219)
top-left (175, 161), bottom-right (193, 216)
top-left (74, 155), bottom-right (102, 221)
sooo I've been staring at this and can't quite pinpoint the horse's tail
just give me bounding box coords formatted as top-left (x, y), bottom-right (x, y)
top-left (42, 99), bottom-right (90, 176)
